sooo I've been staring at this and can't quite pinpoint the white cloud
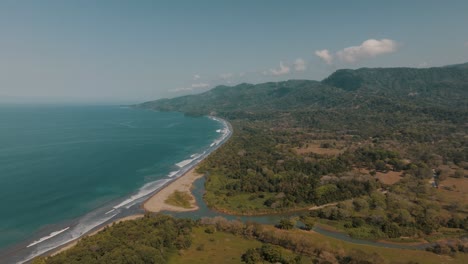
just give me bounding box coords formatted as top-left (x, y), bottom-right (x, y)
top-left (191, 82), bottom-right (210, 88)
top-left (193, 74), bottom-right (201, 80)
top-left (293, 58), bottom-right (306, 71)
top-left (220, 73), bottom-right (233, 79)
top-left (270, 61), bottom-right (290, 76)
top-left (315, 49), bottom-right (333, 64)
top-left (336, 39), bottom-right (397, 63)
top-left (168, 87), bottom-right (193, 93)
top-left (417, 62), bottom-right (429, 68)
top-left (169, 82), bottom-right (210, 93)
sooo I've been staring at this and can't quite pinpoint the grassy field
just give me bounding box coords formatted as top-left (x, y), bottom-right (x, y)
top-left (169, 225), bottom-right (468, 264)
top-left (204, 172), bottom-right (276, 214)
top-left (165, 190), bottom-right (194, 208)
top-left (265, 225), bottom-right (468, 264)
top-left (437, 176), bottom-right (468, 211)
top-left (168, 227), bottom-right (307, 264)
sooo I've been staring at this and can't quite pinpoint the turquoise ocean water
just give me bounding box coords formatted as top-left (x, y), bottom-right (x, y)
top-left (0, 105), bottom-right (222, 258)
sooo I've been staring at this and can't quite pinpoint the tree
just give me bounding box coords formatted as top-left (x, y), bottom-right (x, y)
top-left (276, 218), bottom-right (295, 230)
top-left (241, 248), bottom-right (262, 264)
top-left (353, 198), bottom-right (369, 212)
top-left (260, 244), bottom-right (283, 263)
top-left (300, 216), bottom-right (316, 230)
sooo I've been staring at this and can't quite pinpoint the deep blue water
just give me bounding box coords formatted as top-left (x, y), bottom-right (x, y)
top-left (0, 105), bottom-right (221, 251)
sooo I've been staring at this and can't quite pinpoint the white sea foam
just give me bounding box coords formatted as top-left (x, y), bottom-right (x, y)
top-left (104, 208), bottom-right (116, 215)
top-left (21, 212), bottom-right (119, 264)
top-left (26, 227), bottom-right (70, 248)
top-left (168, 171), bottom-right (179, 177)
top-left (113, 178), bottom-right (172, 209)
top-left (175, 158), bottom-right (195, 168)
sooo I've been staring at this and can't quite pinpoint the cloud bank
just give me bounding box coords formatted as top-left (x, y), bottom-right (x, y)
top-left (315, 49), bottom-right (333, 64)
top-left (169, 82), bottom-right (210, 93)
top-left (293, 58), bottom-right (306, 71)
top-left (270, 61), bottom-right (290, 76)
top-left (220, 73), bottom-right (233, 79)
top-left (315, 38), bottom-right (398, 64)
top-left (337, 39), bottom-right (397, 62)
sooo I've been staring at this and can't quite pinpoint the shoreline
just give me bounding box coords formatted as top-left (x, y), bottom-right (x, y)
top-left (43, 166), bottom-right (207, 261)
top-left (29, 116), bottom-right (232, 262)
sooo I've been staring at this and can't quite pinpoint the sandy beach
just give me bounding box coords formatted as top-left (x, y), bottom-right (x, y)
top-left (143, 167), bottom-right (204, 213)
top-left (46, 167), bottom-right (204, 259)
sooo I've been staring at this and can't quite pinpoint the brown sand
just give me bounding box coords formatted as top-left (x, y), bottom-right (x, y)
top-left (143, 167), bottom-right (203, 213)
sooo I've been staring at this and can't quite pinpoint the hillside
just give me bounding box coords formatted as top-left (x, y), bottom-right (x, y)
top-left (140, 64), bottom-right (468, 139)
top-left (140, 63), bottom-right (468, 117)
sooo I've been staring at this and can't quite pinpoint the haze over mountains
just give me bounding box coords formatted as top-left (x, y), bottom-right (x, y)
top-left (140, 63), bottom-right (468, 122)
top-left (140, 63), bottom-right (468, 137)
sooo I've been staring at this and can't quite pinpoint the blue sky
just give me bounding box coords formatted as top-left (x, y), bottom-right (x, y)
top-left (0, 0), bottom-right (467, 103)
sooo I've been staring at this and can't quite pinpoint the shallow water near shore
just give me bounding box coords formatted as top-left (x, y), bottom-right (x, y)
top-left (0, 104), bottom-right (225, 262)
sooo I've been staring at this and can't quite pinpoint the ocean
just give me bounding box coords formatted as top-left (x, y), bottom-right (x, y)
top-left (0, 104), bottom-right (226, 262)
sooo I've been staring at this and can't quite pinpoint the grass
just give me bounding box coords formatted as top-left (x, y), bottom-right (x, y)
top-left (205, 172), bottom-right (314, 215)
top-left (204, 172), bottom-right (274, 214)
top-left (172, 225), bottom-right (468, 264)
top-left (169, 227), bottom-right (261, 264)
top-left (269, 226), bottom-right (468, 264)
top-left (437, 176), bottom-right (468, 212)
top-left (165, 190), bottom-right (194, 209)
top-left (169, 227), bottom-right (310, 264)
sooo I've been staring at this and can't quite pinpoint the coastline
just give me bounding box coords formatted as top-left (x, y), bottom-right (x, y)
top-left (43, 166), bottom-right (206, 260)
top-left (30, 116), bottom-right (232, 262)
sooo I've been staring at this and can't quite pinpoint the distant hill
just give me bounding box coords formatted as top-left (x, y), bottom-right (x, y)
top-left (139, 63), bottom-right (468, 119)
top-left (139, 80), bottom-right (349, 116)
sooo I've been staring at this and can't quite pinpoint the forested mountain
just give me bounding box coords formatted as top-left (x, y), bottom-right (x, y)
top-left (140, 63), bottom-right (467, 142)
top-left (140, 63), bottom-right (468, 119)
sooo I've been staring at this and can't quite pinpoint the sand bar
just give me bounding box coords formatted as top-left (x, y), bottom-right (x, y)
top-left (143, 167), bottom-right (204, 213)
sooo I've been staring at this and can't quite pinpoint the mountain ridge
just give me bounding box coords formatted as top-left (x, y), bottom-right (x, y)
top-left (138, 63), bottom-right (468, 118)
